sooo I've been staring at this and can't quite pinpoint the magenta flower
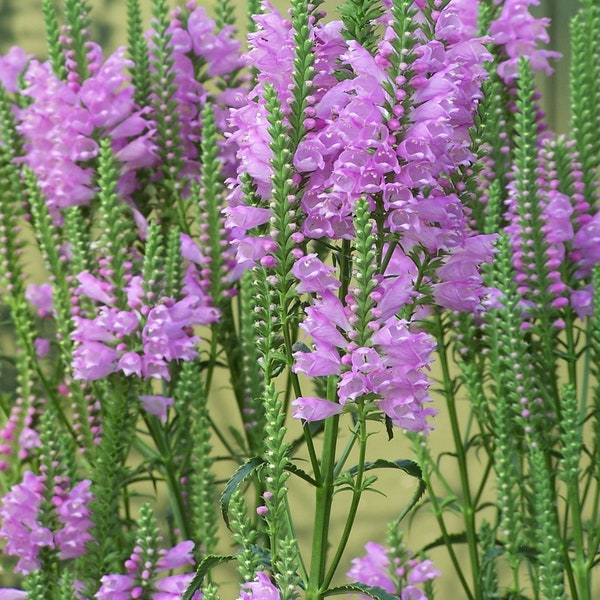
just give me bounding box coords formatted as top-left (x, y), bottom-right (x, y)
top-left (25, 283), bottom-right (54, 317)
top-left (0, 471), bottom-right (52, 575)
top-left (72, 340), bottom-right (121, 381)
top-left (291, 397), bottom-right (343, 421)
top-left (238, 571), bottom-right (280, 600)
top-left (96, 540), bottom-right (200, 600)
top-left (0, 590), bottom-right (27, 600)
top-left (0, 45), bottom-right (29, 92)
top-left (53, 480), bottom-right (94, 560)
top-left (139, 395), bottom-right (174, 423)
top-left (348, 542), bottom-right (440, 599)
top-left (347, 542), bottom-right (395, 594)
top-left (489, 0), bottom-right (561, 83)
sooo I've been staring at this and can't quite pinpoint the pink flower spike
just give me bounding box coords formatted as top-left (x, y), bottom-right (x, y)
top-left (139, 395), bottom-right (174, 423)
top-left (408, 559), bottom-right (441, 584)
top-left (77, 272), bottom-right (116, 305)
top-left (25, 283), bottom-right (54, 317)
top-left (238, 571), bottom-right (281, 600)
top-left (158, 540), bottom-right (195, 570)
top-left (0, 590), bottom-right (28, 600)
top-left (180, 233), bottom-right (205, 265)
top-left (292, 397), bottom-right (343, 421)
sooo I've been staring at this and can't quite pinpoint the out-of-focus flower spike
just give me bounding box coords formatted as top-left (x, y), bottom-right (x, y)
top-left (64, 208), bottom-right (93, 279)
top-left (141, 221), bottom-right (166, 303)
top-left (339, 0), bottom-right (383, 54)
top-left (505, 59), bottom-right (554, 315)
top-left (470, 73), bottom-right (512, 234)
top-left (246, 0), bottom-right (262, 35)
top-left (198, 103), bottom-right (234, 306)
top-left (126, 0), bottom-right (152, 108)
top-left (264, 83), bottom-right (302, 298)
top-left (97, 138), bottom-right (137, 307)
top-left (83, 384), bottom-right (135, 586)
top-left (63, 0), bottom-right (94, 85)
top-left (0, 356), bottom-right (40, 475)
top-left (528, 443), bottom-right (568, 599)
top-left (570, 1), bottom-right (600, 210)
top-left (163, 227), bottom-right (183, 299)
top-left (24, 571), bottom-right (46, 600)
top-left (214, 0), bottom-right (236, 29)
top-left (42, 0), bottom-right (67, 80)
top-left (287, 0), bottom-right (318, 149)
top-left (352, 197), bottom-right (379, 347)
top-left (0, 84), bottom-right (27, 301)
top-left (229, 489), bottom-right (261, 583)
top-left (58, 569), bottom-right (77, 600)
top-left (238, 271), bottom-right (266, 451)
top-left (177, 361), bottom-right (218, 552)
top-left (386, 0), bottom-right (418, 96)
top-left (149, 0), bottom-right (186, 218)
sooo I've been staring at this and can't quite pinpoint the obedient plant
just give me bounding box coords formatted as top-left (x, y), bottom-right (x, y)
top-left (0, 0), bottom-right (599, 598)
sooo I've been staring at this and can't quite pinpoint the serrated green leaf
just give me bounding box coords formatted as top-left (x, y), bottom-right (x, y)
top-left (285, 461), bottom-right (318, 486)
top-left (182, 554), bottom-right (236, 600)
top-left (346, 459), bottom-right (425, 523)
top-left (323, 583), bottom-right (397, 599)
top-left (348, 458), bottom-right (422, 479)
top-left (220, 456), bottom-right (265, 528)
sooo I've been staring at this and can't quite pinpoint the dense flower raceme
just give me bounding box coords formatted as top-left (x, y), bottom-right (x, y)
top-left (225, 0), bottom-right (558, 287)
top-left (96, 539), bottom-right (201, 600)
top-left (2, 3), bottom-right (245, 219)
top-left (291, 252), bottom-right (438, 432)
top-left (17, 48), bottom-right (156, 217)
top-left (0, 471), bottom-right (93, 574)
top-left (148, 1), bottom-right (246, 180)
top-left (503, 138), bottom-right (600, 323)
top-left (348, 541), bottom-right (441, 600)
top-left (71, 234), bottom-right (220, 419)
top-left (226, 1), bottom-right (497, 312)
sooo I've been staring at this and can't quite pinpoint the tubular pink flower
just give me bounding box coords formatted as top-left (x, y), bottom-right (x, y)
top-left (238, 571), bottom-right (281, 600)
top-left (291, 397), bottom-right (343, 421)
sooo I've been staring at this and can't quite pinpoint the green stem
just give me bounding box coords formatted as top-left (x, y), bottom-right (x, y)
top-left (567, 481), bottom-right (589, 600)
top-left (435, 311), bottom-right (482, 600)
top-left (143, 414), bottom-right (191, 540)
top-left (322, 410), bottom-right (368, 590)
top-left (412, 436), bottom-right (475, 600)
top-left (306, 377), bottom-right (339, 600)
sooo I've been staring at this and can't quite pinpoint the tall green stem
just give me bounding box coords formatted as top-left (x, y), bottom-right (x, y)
top-left (435, 311), bottom-right (482, 600)
top-left (306, 378), bottom-right (339, 600)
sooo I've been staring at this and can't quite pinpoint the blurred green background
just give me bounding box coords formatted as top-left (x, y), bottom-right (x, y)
top-left (0, 0), bottom-right (577, 595)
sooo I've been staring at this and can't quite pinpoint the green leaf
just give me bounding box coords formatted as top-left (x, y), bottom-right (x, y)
top-left (285, 461), bottom-right (318, 486)
top-left (323, 583), bottom-right (398, 599)
top-left (182, 554), bottom-right (236, 600)
top-left (347, 459), bottom-right (426, 523)
top-left (220, 456), bottom-right (265, 528)
top-left (348, 458), bottom-right (422, 479)
top-left (422, 531), bottom-right (469, 552)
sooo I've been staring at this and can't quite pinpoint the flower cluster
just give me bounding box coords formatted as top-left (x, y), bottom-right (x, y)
top-left (96, 539), bottom-right (201, 600)
top-left (291, 253), bottom-right (438, 432)
top-left (17, 48), bottom-right (155, 217)
top-left (237, 571), bottom-right (280, 600)
top-left (488, 0), bottom-right (561, 83)
top-left (0, 471), bottom-right (93, 574)
top-left (149, 1), bottom-right (245, 180)
top-left (227, 1), bottom-right (497, 314)
top-left (72, 269), bottom-right (220, 384)
top-left (348, 541), bottom-right (440, 600)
